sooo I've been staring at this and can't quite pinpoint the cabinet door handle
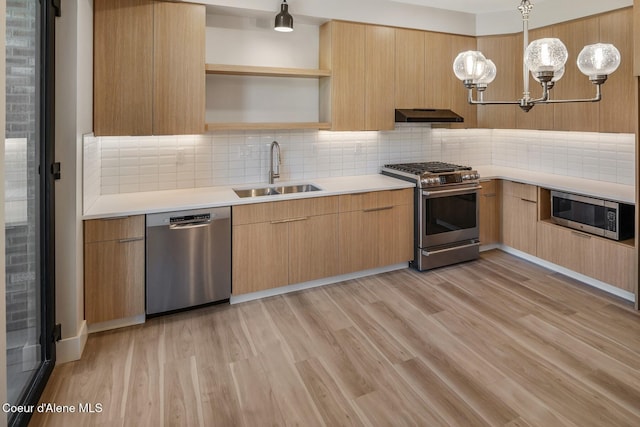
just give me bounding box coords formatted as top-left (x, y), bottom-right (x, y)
top-left (118, 237), bottom-right (144, 243)
top-left (270, 217), bottom-right (308, 224)
top-left (101, 216), bottom-right (129, 221)
top-left (571, 231), bottom-right (592, 239)
top-left (363, 206), bottom-right (393, 213)
top-left (483, 193), bottom-right (497, 198)
top-left (521, 198), bottom-right (537, 204)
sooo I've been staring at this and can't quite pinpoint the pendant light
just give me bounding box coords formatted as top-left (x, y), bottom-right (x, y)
top-left (274, 0), bottom-right (294, 32)
top-left (452, 0), bottom-right (620, 112)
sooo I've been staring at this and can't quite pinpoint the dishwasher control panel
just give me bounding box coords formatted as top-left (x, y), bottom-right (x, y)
top-left (170, 213), bottom-right (211, 225)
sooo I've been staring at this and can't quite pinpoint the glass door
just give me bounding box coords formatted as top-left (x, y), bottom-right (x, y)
top-left (5, 1), bottom-right (57, 425)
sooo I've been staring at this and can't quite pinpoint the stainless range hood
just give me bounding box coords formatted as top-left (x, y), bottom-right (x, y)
top-left (395, 109), bottom-right (464, 123)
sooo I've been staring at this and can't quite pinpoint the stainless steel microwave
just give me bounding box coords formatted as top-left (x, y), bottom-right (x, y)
top-left (550, 191), bottom-right (634, 241)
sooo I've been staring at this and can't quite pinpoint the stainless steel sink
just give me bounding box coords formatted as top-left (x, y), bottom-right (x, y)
top-left (275, 184), bottom-right (321, 194)
top-left (234, 187), bottom-right (280, 198)
top-left (234, 184), bottom-right (321, 198)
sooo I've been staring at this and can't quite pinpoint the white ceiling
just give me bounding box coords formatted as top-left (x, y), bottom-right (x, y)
top-left (389, 0), bottom-right (546, 14)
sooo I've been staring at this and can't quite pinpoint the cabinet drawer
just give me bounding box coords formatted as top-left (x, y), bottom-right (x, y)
top-left (84, 215), bottom-right (145, 243)
top-left (502, 180), bottom-right (537, 202)
top-left (338, 188), bottom-right (412, 212)
top-left (233, 196), bottom-right (339, 225)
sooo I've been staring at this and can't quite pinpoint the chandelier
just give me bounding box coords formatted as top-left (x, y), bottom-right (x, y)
top-left (452, 0), bottom-right (621, 112)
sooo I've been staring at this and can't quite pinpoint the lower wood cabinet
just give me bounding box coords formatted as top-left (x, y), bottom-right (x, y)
top-left (338, 189), bottom-right (413, 274)
top-left (502, 180), bottom-right (537, 255)
top-left (231, 189), bottom-right (413, 295)
top-left (537, 221), bottom-right (635, 292)
top-left (84, 216), bottom-right (145, 324)
top-left (232, 196), bottom-right (340, 295)
top-left (479, 179), bottom-right (501, 245)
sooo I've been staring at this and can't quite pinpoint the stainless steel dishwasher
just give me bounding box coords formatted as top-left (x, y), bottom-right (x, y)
top-left (146, 207), bottom-right (231, 315)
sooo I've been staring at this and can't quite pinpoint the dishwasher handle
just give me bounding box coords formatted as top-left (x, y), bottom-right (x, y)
top-left (169, 220), bottom-right (212, 230)
top-left (168, 213), bottom-right (213, 230)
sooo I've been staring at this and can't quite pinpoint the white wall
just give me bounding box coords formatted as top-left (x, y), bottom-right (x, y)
top-left (192, 0), bottom-right (632, 36)
top-left (196, 0), bottom-right (477, 35)
top-left (54, 0), bottom-right (92, 363)
top-left (206, 15), bottom-right (321, 124)
top-left (476, 0), bottom-right (633, 36)
top-left (1, 0), bottom-right (8, 420)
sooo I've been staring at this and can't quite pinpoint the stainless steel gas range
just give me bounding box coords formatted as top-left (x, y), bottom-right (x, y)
top-left (382, 162), bottom-right (481, 271)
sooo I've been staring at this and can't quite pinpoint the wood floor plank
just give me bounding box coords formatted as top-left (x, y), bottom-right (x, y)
top-left (394, 357), bottom-right (493, 427)
top-left (323, 282), bottom-right (415, 364)
top-left (261, 295), bottom-right (315, 363)
top-left (432, 310), bottom-right (640, 427)
top-left (230, 355), bottom-right (287, 426)
top-left (29, 251), bottom-right (640, 427)
top-left (124, 321), bottom-right (164, 427)
top-left (197, 361), bottom-right (243, 427)
top-left (164, 356), bottom-right (204, 427)
top-left (257, 342), bottom-right (325, 426)
top-left (295, 358), bottom-right (365, 426)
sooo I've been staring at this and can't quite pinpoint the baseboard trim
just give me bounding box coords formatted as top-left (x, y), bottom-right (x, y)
top-left (230, 263), bottom-right (409, 304)
top-left (499, 245), bottom-right (635, 302)
top-left (87, 315), bottom-right (145, 334)
top-left (56, 320), bottom-right (88, 364)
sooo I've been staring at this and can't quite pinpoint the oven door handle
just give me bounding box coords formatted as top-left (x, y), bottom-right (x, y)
top-left (422, 241), bottom-right (480, 256)
top-left (422, 185), bottom-right (482, 197)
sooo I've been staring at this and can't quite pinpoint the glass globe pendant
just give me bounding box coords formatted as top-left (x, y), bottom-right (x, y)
top-left (524, 38), bottom-right (568, 83)
top-left (453, 51), bottom-right (488, 86)
top-left (577, 43), bottom-right (621, 84)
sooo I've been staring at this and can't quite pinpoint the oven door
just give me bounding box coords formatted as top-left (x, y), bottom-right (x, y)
top-left (420, 186), bottom-right (481, 248)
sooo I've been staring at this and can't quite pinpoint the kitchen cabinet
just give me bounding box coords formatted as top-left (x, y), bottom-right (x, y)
top-left (425, 32), bottom-right (478, 128)
top-left (501, 181), bottom-right (537, 255)
top-left (84, 216), bottom-right (145, 324)
top-left (94, 0), bottom-right (205, 136)
top-left (598, 8), bottom-right (636, 134)
top-left (552, 15), bottom-right (600, 132)
top-left (319, 21), bottom-right (395, 131)
top-left (395, 28), bottom-right (425, 109)
top-left (635, 0), bottom-right (640, 75)
top-left (479, 179), bottom-right (501, 245)
top-left (232, 197), bottom-right (340, 295)
top-left (477, 34), bottom-right (519, 129)
top-left (538, 221), bottom-right (635, 292)
top-left (338, 189), bottom-right (413, 274)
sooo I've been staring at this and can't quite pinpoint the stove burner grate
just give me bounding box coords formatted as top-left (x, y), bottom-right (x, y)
top-left (383, 161), bottom-right (472, 174)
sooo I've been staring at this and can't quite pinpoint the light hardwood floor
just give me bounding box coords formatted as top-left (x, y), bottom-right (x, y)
top-left (30, 250), bottom-right (640, 426)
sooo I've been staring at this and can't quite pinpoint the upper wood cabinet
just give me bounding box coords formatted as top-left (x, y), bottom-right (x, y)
top-left (153, 2), bottom-right (205, 135)
top-left (395, 29), bottom-right (425, 109)
top-left (598, 8), bottom-right (636, 134)
top-left (552, 16), bottom-right (601, 132)
top-left (425, 32), bottom-right (478, 128)
top-left (320, 21), bottom-right (395, 131)
top-left (477, 34), bottom-right (519, 129)
top-left (94, 0), bottom-right (205, 136)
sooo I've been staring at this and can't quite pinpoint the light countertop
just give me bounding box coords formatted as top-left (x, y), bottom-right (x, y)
top-left (83, 174), bottom-right (415, 219)
top-left (84, 167), bottom-right (635, 220)
top-left (476, 166), bottom-right (635, 204)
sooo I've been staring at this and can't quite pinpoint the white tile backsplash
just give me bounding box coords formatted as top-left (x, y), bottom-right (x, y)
top-left (83, 128), bottom-right (636, 202)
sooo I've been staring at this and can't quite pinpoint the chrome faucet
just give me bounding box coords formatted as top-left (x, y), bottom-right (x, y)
top-left (269, 140), bottom-right (281, 184)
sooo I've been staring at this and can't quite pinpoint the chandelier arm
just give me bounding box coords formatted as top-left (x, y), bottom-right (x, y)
top-left (538, 84), bottom-right (603, 104)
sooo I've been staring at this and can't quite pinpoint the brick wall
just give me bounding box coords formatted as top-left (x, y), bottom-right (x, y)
top-left (5, 0), bottom-right (37, 334)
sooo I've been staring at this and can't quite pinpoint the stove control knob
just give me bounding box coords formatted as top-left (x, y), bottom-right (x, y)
top-left (462, 174), bottom-right (471, 180)
top-left (474, 172), bottom-right (480, 179)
